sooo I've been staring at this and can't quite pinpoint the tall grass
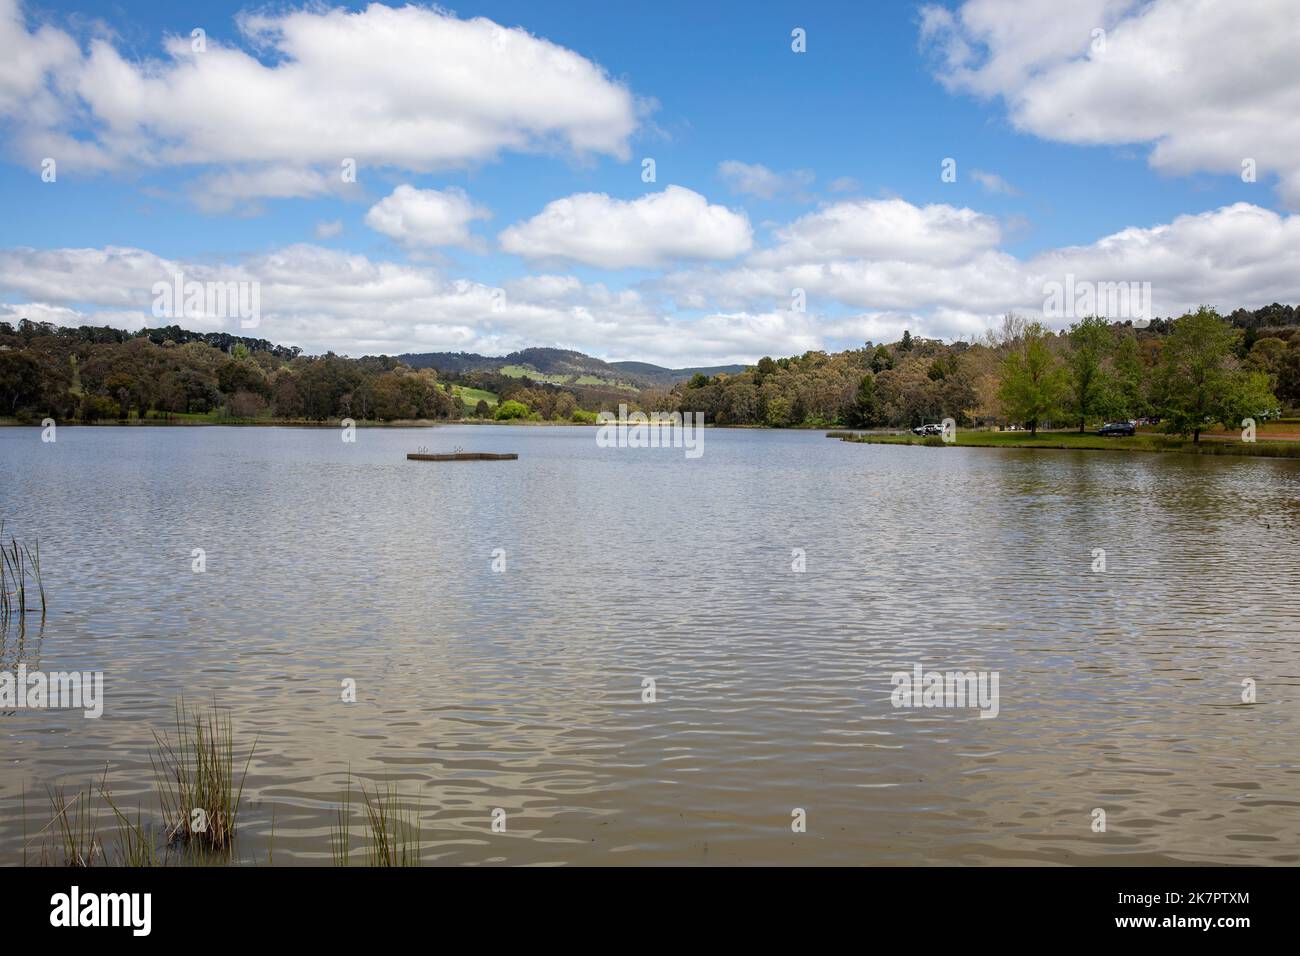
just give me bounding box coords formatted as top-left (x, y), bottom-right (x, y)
top-left (0, 520), bottom-right (46, 622)
top-left (358, 780), bottom-right (422, 866)
top-left (329, 774), bottom-right (353, 866)
top-left (99, 786), bottom-right (162, 867)
top-left (25, 771), bottom-right (163, 867)
top-left (43, 785), bottom-right (103, 867)
top-left (20, 703), bottom-right (258, 867)
top-left (151, 699), bottom-right (256, 854)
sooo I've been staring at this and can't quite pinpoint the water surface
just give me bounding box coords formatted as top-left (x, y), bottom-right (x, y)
top-left (1, 425), bottom-right (1298, 865)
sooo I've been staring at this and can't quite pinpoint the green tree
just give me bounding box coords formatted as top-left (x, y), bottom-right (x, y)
top-left (763, 396), bottom-right (792, 427)
top-left (104, 371), bottom-right (135, 419)
top-left (1111, 330), bottom-right (1148, 420)
top-left (0, 350), bottom-right (47, 415)
top-left (899, 330), bottom-right (913, 352)
top-left (1065, 316), bottom-right (1114, 432)
top-left (847, 373), bottom-right (878, 427)
top-left (996, 322), bottom-right (1065, 435)
top-left (474, 399), bottom-right (491, 418)
top-left (1156, 307), bottom-right (1277, 442)
top-left (494, 399), bottom-right (529, 420)
top-left (1276, 341), bottom-right (1300, 409)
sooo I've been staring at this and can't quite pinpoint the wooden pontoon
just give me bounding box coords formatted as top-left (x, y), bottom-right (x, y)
top-left (406, 452), bottom-right (518, 461)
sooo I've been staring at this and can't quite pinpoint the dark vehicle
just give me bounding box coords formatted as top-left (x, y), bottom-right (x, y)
top-left (1098, 420), bottom-right (1136, 437)
top-left (911, 423), bottom-right (943, 436)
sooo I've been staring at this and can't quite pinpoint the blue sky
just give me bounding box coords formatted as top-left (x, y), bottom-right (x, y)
top-left (0, 0), bottom-right (1296, 364)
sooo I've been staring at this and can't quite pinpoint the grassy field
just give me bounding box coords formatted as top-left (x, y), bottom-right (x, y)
top-left (498, 364), bottom-right (635, 389)
top-left (828, 428), bottom-right (1300, 459)
top-left (498, 364), bottom-right (573, 384)
top-left (451, 385), bottom-right (499, 408)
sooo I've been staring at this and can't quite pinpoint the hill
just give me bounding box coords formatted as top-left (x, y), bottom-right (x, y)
top-left (609, 360), bottom-right (746, 387)
top-left (398, 346), bottom-right (745, 388)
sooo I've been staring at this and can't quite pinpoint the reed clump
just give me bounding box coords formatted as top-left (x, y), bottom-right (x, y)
top-left (0, 520), bottom-right (45, 622)
top-left (99, 785), bottom-right (163, 867)
top-left (151, 699), bottom-right (256, 854)
top-left (26, 769), bottom-right (159, 867)
top-left (329, 775), bottom-right (353, 866)
top-left (42, 784), bottom-right (103, 867)
top-left (361, 780), bottom-right (422, 866)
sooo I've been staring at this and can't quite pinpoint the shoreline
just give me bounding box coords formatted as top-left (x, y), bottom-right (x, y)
top-left (0, 417), bottom-right (592, 428)
top-left (828, 430), bottom-right (1300, 459)
top-left (0, 418), bottom-right (830, 430)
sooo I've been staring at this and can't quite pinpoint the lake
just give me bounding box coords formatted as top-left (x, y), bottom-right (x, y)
top-left (1, 424), bottom-right (1298, 865)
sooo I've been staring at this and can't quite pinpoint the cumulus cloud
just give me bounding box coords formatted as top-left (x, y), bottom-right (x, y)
top-left (0, 0), bottom-right (78, 117)
top-left (5, 203), bottom-right (1300, 365)
top-left (752, 198), bottom-right (1003, 267)
top-left (664, 202), bottom-right (1300, 340)
top-left (190, 165), bottom-right (358, 214)
top-left (365, 185), bottom-right (490, 249)
top-left (717, 160), bottom-right (815, 200)
top-left (920, 0), bottom-right (1300, 207)
top-left (0, 0), bottom-right (640, 200)
top-left (499, 185), bottom-right (753, 269)
top-left (0, 242), bottom-right (797, 365)
top-left (970, 169), bottom-right (1018, 195)
top-left (314, 220), bottom-right (344, 240)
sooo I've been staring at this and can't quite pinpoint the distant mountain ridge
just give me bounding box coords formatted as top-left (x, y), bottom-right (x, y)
top-left (398, 346), bottom-right (745, 388)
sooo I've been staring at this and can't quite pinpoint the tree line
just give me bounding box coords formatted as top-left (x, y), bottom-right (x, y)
top-left (659, 305), bottom-right (1296, 439)
top-left (0, 320), bottom-right (620, 423)
top-left (0, 321), bottom-right (461, 422)
top-left (2, 304), bottom-right (1297, 435)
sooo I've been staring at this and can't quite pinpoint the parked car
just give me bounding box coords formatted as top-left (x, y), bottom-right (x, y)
top-left (1098, 420), bottom-right (1136, 437)
top-left (911, 423), bottom-right (944, 435)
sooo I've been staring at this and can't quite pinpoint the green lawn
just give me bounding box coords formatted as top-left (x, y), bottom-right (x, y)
top-left (452, 385), bottom-right (499, 408)
top-left (498, 364), bottom-right (635, 389)
top-left (830, 428), bottom-right (1300, 459)
top-left (498, 364), bottom-right (571, 384)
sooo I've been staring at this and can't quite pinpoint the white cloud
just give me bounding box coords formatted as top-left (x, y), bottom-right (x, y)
top-left (365, 185), bottom-right (490, 249)
top-left (315, 220), bottom-right (344, 240)
top-left (0, 0), bottom-right (640, 200)
top-left (0, 0), bottom-right (78, 117)
top-left (662, 201), bottom-right (1300, 340)
top-left (0, 301), bottom-right (88, 326)
top-left (970, 169), bottom-right (1018, 195)
top-left (191, 165), bottom-right (357, 213)
top-left (753, 198), bottom-right (1003, 267)
top-left (920, 0), bottom-right (1300, 207)
top-left (499, 185), bottom-right (753, 269)
top-left (5, 203), bottom-right (1299, 365)
top-left (717, 160), bottom-right (815, 200)
top-left (0, 245), bottom-right (182, 309)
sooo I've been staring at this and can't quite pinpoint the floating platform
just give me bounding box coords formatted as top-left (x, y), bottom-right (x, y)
top-left (406, 452), bottom-right (518, 461)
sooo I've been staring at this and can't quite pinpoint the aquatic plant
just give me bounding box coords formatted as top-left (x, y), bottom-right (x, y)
top-left (99, 785), bottom-right (163, 867)
top-left (329, 774), bottom-right (353, 867)
top-left (359, 780), bottom-right (422, 867)
top-left (151, 699), bottom-right (256, 853)
top-left (0, 521), bottom-right (45, 622)
top-left (43, 785), bottom-right (103, 867)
